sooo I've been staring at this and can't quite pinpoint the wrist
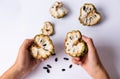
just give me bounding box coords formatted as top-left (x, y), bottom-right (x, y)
top-left (0, 64), bottom-right (25, 79)
top-left (92, 65), bottom-right (109, 79)
top-left (12, 64), bottom-right (25, 79)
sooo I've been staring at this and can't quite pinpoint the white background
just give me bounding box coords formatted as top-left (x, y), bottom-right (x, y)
top-left (0, 0), bottom-right (120, 79)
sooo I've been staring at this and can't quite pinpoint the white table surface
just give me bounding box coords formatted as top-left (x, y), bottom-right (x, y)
top-left (0, 0), bottom-right (120, 79)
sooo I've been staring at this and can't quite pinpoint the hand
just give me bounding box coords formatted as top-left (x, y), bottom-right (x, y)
top-left (72, 36), bottom-right (109, 79)
top-left (0, 39), bottom-right (44, 79)
top-left (14, 39), bottom-right (44, 76)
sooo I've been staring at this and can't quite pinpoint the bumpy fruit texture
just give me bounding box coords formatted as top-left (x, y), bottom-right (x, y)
top-left (79, 3), bottom-right (101, 26)
top-left (30, 34), bottom-right (54, 59)
top-left (41, 21), bottom-right (54, 36)
top-left (49, 1), bottom-right (68, 19)
top-left (65, 30), bottom-right (88, 57)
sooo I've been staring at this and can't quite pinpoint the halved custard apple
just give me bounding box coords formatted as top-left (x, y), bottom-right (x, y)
top-left (49, 1), bottom-right (68, 19)
top-left (79, 3), bottom-right (101, 26)
top-left (30, 34), bottom-right (54, 59)
top-left (41, 21), bottom-right (54, 36)
top-left (65, 30), bottom-right (88, 57)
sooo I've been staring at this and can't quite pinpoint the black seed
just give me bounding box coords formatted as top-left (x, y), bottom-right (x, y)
top-left (47, 64), bottom-right (52, 68)
top-left (63, 57), bottom-right (69, 60)
top-left (69, 64), bottom-right (73, 68)
top-left (68, 49), bottom-right (70, 51)
top-left (70, 36), bottom-right (72, 40)
top-left (89, 17), bottom-right (92, 23)
top-left (73, 49), bottom-right (75, 52)
top-left (67, 43), bottom-right (69, 45)
top-left (89, 8), bottom-right (91, 11)
top-left (89, 17), bottom-right (92, 20)
top-left (83, 6), bottom-right (86, 10)
top-left (75, 35), bottom-right (77, 38)
top-left (40, 40), bottom-right (43, 43)
top-left (43, 44), bottom-right (47, 46)
top-left (43, 67), bottom-right (48, 69)
top-left (55, 57), bottom-right (58, 62)
top-left (46, 29), bottom-right (49, 31)
top-left (52, 6), bottom-right (54, 8)
top-left (86, 19), bottom-right (87, 23)
top-left (62, 69), bottom-right (65, 71)
top-left (86, 7), bottom-right (89, 11)
top-left (94, 14), bottom-right (96, 18)
top-left (47, 69), bottom-right (50, 73)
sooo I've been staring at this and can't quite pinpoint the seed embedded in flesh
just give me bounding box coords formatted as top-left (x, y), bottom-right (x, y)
top-left (43, 44), bottom-right (47, 46)
top-left (68, 49), bottom-right (70, 51)
top-left (83, 6), bottom-right (86, 10)
top-left (40, 39), bottom-right (43, 43)
top-left (70, 36), bottom-right (72, 40)
top-left (67, 43), bottom-right (69, 45)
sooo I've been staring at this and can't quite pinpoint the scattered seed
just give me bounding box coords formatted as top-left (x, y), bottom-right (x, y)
top-left (69, 64), bottom-right (73, 68)
top-left (63, 57), bottom-right (69, 60)
top-left (62, 69), bottom-right (66, 71)
top-left (47, 64), bottom-right (52, 68)
top-left (55, 57), bottom-right (58, 62)
top-left (47, 69), bottom-right (50, 73)
top-left (43, 67), bottom-right (48, 69)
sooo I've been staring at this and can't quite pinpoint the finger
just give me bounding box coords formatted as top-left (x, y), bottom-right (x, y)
top-left (24, 39), bottom-right (34, 47)
top-left (32, 59), bottom-right (41, 66)
top-left (73, 57), bottom-right (80, 61)
top-left (80, 54), bottom-right (87, 63)
top-left (72, 58), bottom-right (82, 65)
top-left (29, 59), bottom-right (41, 71)
top-left (21, 39), bottom-right (34, 49)
top-left (82, 35), bottom-right (96, 51)
top-left (78, 61), bottom-right (82, 65)
top-left (41, 58), bottom-right (45, 61)
top-left (72, 58), bottom-right (78, 64)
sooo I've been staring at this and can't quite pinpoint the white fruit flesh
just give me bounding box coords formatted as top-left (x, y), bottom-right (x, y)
top-left (50, 1), bottom-right (68, 18)
top-left (31, 34), bottom-right (54, 59)
top-left (65, 30), bottom-right (88, 57)
top-left (41, 21), bottom-right (54, 36)
top-left (79, 3), bottom-right (101, 26)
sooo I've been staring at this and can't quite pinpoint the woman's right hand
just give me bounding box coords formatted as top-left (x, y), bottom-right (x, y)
top-left (72, 36), bottom-right (109, 79)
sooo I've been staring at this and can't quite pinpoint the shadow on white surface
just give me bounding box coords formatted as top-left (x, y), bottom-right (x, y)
top-left (97, 6), bottom-right (107, 25)
top-left (54, 40), bottom-right (65, 56)
top-left (61, 1), bottom-right (72, 19)
top-left (97, 44), bottom-right (119, 79)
